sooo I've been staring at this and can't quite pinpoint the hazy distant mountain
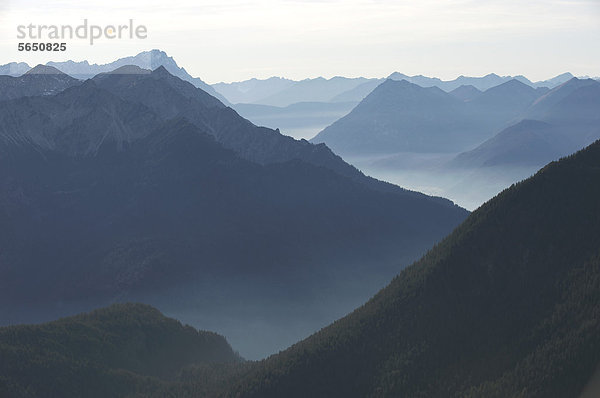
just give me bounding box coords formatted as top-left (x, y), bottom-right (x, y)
top-left (0, 303), bottom-right (240, 398)
top-left (222, 138), bottom-right (600, 398)
top-left (464, 79), bottom-right (541, 126)
top-left (388, 71), bottom-right (573, 91)
top-left (0, 67), bottom-right (467, 358)
top-left (44, 49), bottom-right (230, 104)
top-left (213, 77), bottom-right (380, 139)
top-left (535, 72), bottom-right (575, 88)
top-left (451, 120), bottom-right (567, 167)
top-left (448, 84), bottom-right (482, 101)
top-left (0, 61), bottom-right (30, 76)
top-left (234, 76), bottom-right (377, 107)
top-left (212, 77), bottom-right (295, 104)
top-left (312, 78), bottom-right (542, 155)
top-left (388, 72), bottom-right (515, 91)
top-left (329, 78), bottom-right (386, 103)
top-left (234, 101), bottom-right (356, 140)
top-left (526, 77), bottom-right (600, 120)
top-left (312, 79), bottom-right (471, 154)
top-left (452, 78), bottom-right (600, 168)
top-left (0, 64), bottom-right (80, 101)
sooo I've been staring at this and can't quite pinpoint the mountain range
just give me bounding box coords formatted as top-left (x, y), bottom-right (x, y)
top-left (0, 65), bottom-right (467, 359)
top-left (451, 78), bottom-right (600, 168)
top-left (4, 123), bottom-right (599, 398)
top-left (387, 71), bottom-right (575, 91)
top-left (2, 51), bottom-right (591, 143)
top-left (209, 71), bottom-right (581, 140)
top-left (0, 49), bottom-right (229, 105)
top-left (312, 78), bottom-right (543, 155)
top-left (0, 50), bottom-right (598, 397)
top-left (213, 76), bottom-right (378, 107)
top-left (0, 64), bottom-right (80, 101)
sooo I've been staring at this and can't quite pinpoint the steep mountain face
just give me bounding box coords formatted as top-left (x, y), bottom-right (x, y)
top-left (0, 303), bottom-right (240, 398)
top-left (0, 79), bottom-right (159, 155)
top-left (0, 65), bottom-right (80, 101)
top-left (452, 78), bottom-right (600, 168)
top-left (0, 71), bottom-right (467, 358)
top-left (223, 139), bottom-right (600, 398)
top-left (44, 49), bottom-right (230, 104)
top-left (312, 79), bottom-right (541, 155)
top-left (90, 66), bottom-right (357, 175)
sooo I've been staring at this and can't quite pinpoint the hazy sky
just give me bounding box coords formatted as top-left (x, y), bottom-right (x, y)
top-left (1, 0), bottom-right (598, 83)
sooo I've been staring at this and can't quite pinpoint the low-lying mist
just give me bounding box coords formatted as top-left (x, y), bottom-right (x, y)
top-left (347, 152), bottom-right (539, 211)
top-left (2, 246), bottom-right (426, 361)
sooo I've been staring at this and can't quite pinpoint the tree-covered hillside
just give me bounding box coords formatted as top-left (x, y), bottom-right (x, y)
top-left (0, 303), bottom-right (240, 398)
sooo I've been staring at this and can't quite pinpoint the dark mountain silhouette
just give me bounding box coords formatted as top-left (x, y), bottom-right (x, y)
top-left (221, 139), bottom-right (600, 398)
top-left (0, 303), bottom-right (240, 398)
top-left (0, 70), bottom-right (467, 358)
top-left (312, 79), bottom-right (542, 155)
top-left (452, 78), bottom-right (600, 168)
top-left (0, 64), bottom-right (80, 101)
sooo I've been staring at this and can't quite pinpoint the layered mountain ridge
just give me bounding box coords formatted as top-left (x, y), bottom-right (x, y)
top-left (0, 65), bottom-right (467, 358)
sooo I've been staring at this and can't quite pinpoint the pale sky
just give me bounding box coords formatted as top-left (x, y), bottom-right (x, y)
top-left (0, 0), bottom-right (598, 83)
